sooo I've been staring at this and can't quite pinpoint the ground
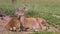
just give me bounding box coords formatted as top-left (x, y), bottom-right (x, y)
top-left (0, 0), bottom-right (60, 34)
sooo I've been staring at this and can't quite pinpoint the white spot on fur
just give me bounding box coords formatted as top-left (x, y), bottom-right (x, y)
top-left (42, 26), bottom-right (47, 30)
top-left (32, 23), bottom-right (40, 32)
top-left (10, 28), bottom-right (12, 31)
top-left (13, 27), bottom-right (16, 31)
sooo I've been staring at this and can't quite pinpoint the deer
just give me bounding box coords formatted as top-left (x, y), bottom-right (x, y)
top-left (0, 7), bottom-right (49, 32)
top-left (14, 7), bottom-right (49, 32)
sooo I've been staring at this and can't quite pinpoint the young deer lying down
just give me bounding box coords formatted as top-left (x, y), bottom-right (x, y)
top-left (5, 17), bottom-right (49, 32)
top-left (13, 7), bottom-right (49, 32)
top-left (1, 15), bottom-right (59, 32)
top-left (5, 7), bottom-right (49, 32)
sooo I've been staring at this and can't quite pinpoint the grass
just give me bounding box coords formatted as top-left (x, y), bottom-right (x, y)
top-left (1, 31), bottom-right (60, 34)
top-left (0, 0), bottom-right (60, 34)
top-left (33, 31), bottom-right (56, 34)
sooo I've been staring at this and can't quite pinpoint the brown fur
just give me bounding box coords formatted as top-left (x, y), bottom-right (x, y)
top-left (5, 17), bottom-right (20, 31)
top-left (5, 17), bottom-right (49, 32)
top-left (24, 18), bottom-right (40, 31)
top-left (24, 18), bottom-right (49, 31)
top-left (37, 18), bottom-right (49, 31)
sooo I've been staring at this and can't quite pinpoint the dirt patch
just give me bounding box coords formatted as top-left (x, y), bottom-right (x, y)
top-left (0, 31), bottom-right (34, 34)
top-left (47, 26), bottom-right (60, 32)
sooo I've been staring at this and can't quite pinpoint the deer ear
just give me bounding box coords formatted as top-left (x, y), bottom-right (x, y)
top-left (23, 7), bottom-right (28, 11)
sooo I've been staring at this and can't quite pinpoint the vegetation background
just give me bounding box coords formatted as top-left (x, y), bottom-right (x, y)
top-left (0, 0), bottom-right (60, 34)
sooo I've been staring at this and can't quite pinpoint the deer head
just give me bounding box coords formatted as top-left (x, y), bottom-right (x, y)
top-left (15, 7), bottom-right (28, 16)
